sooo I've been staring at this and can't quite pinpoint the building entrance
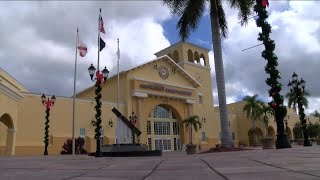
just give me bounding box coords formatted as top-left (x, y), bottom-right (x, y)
top-left (146, 105), bottom-right (181, 151)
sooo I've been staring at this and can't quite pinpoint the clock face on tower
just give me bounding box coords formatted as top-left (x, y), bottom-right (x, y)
top-left (158, 66), bottom-right (169, 79)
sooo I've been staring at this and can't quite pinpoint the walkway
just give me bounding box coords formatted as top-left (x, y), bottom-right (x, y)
top-left (1, 146), bottom-right (320, 180)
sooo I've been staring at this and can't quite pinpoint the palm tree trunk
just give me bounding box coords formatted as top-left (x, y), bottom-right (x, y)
top-left (210, 11), bottom-right (233, 148)
top-left (190, 126), bottom-right (193, 144)
top-left (253, 118), bottom-right (257, 146)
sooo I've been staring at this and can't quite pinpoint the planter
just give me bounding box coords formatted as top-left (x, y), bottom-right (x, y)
top-left (261, 137), bottom-right (274, 150)
top-left (186, 144), bottom-right (197, 155)
top-left (297, 139), bottom-right (304, 145)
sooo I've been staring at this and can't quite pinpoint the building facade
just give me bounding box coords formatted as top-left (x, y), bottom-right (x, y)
top-left (0, 42), bottom-right (316, 155)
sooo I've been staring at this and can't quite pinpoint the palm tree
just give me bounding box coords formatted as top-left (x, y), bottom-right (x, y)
top-left (243, 94), bottom-right (263, 146)
top-left (285, 90), bottom-right (310, 112)
top-left (162, 0), bottom-right (255, 148)
top-left (183, 115), bottom-right (202, 144)
top-left (311, 110), bottom-right (320, 121)
top-left (256, 102), bottom-right (275, 136)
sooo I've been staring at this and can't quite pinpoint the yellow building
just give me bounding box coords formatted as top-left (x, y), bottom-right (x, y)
top-left (0, 42), bottom-right (316, 156)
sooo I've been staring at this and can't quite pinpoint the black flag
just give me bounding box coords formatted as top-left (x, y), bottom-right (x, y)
top-left (99, 38), bottom-right (105, 51)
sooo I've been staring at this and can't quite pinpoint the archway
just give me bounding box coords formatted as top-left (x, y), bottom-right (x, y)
top-left (248, 127), bottom-right (263, 146)
top-left (200, 54), bottom-right (206, 66)
top-left (146, 104), bottom-right (183, 151)
top-left (0, 113), bottom-right (15, 156)
top-left (267, 126), bottom-right (276, 137)
top-left (286, 127), bottom-right (293, 141)
top-left (194, 51), bottom-right (200, 64)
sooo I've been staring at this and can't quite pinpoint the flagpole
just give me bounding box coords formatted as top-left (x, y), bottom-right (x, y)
top-left (116, 38), bottom-right (120, 144)
top-left (97, 8), bottom-right (101, 71)
top-left (117, 38), bottom-right (120, 110)
top-left (72, 27), bottom-right (79, 155)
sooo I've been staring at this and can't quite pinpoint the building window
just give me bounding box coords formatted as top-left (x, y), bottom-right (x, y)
top-left (154, 121), bottom-right (170, 135)
top-left (232, 132), bottom-right (235, 140)
top-left (154, 105), bottom-right (169, 118)
top-left (147, 121), bottom-right (151, 135)
top-left (80, 128), bottom-right (86, 138)
top-left (173, 122), bottom-right (180, 135)
top-left (148, 138), bottom-right (152, 150)
top-left (199, 95), bottom-right (203, 104)
top-left (201, 132), bottom-right (206, 141)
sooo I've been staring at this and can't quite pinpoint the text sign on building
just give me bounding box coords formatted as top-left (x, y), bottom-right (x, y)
top-left (140, 83), bottom-right (192, 96)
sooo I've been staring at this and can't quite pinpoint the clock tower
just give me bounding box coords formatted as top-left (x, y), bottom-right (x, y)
top-left (154, 41), bottom-right (219, 145)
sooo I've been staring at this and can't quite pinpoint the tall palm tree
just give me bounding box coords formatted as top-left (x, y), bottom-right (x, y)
top-left (183, 115), bottom-right (202, 144)
top-left (243, 94), bottom-right (262, 146)
top-left (163, 0), bottom-right (255, 148)
top-left (285, 90), bottom-right (310, 112)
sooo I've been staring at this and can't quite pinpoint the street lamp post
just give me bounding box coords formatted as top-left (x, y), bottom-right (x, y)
top-left (288, 72), bottom-right (312, 146)
top-left (88, 64), bottom-right (109, 157)
top-left (41, 94), bottom-right (56, 155)
top-left (284, 115), bottom-right (289, 131)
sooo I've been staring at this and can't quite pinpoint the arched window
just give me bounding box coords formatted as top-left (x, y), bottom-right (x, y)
top-left (173, 50), bottom-right (179, 63)
top-left (200, 54), bottom-right (206, 66)
top-left (187, 49), bottom-right (193, 62)
top-left (153, 105), bottom-right (170, 119)
top-left (167, 53), bottom-right (173, 59)
top-left (194, 51), bottom-right (200, 64)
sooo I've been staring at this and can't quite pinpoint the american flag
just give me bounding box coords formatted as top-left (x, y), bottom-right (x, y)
top-left (99, 16), bottom-right (105, 34)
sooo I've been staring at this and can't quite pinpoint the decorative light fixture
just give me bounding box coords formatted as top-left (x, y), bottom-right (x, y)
top-left (129, 112), bottom-right (137, 125)
top-left (41, 94), bottom-right (56, 155)
top-left (88, 62), bottom-right (109, 157)
top-left (288, 72), bottom-right (312, 146)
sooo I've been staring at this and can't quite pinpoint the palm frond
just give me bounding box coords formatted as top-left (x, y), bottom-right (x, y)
top-left (228, 0), bottom-right (255, 26)
top-left (176, 0), bottom-right (206, 41)
top-left (162, 0), bottom-right (188, 16)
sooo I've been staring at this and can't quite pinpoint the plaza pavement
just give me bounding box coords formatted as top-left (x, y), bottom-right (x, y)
top-left (1, 145), bottom-right (320, 180)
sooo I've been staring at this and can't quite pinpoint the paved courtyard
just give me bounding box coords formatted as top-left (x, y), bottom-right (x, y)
top-left (1, 146), bottom-right (320, 180)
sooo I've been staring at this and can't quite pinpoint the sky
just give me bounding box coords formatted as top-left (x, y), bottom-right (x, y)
top-left (0, 1), bottom-right (319, 114)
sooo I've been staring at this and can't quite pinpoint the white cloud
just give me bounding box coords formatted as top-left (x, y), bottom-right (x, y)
top-left (208, 1), bottom-right (320, 112)
top-left (0, 1), bottom-right (171, 96)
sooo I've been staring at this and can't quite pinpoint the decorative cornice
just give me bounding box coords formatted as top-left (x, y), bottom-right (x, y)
top-left (133, 89), bottom-right (196, 101)
top-left (0, 83), bottom-right (24, 102)
top-left (131, 77), bottom-right (196, 90)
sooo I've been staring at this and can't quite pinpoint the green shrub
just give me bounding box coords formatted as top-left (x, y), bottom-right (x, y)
top-left (60, 137), bottom-right (87, 154)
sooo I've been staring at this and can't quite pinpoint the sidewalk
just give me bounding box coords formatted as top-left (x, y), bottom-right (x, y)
top-left (0, 146), bottom-right (320, 180)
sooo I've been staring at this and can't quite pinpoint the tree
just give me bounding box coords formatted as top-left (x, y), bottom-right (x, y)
top-left (311, 110), bottom-right (320, 121)
top-left (256, 102), bottom-right (275, 136)
top-left (285, 90), bottom-right (310, 112)
top-left (293, 122), bottom-right (303, 140)
top-left (183, 115), bottom-right (202, 144)
top-left (162, 0), bottom-right (255, 147)
top-left (307, 122), bottom-right (320, 139)
top-left (243, 94), bottom-right (263, 146)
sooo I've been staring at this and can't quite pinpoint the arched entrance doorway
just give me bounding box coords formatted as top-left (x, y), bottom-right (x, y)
top-left (248, 127), bottom-right (263, 146)
top-left (267, 126), bottom-right (276, 137)
top-left (0, 113), bottom-right (15, 156)
top-left (146, 104), bottom-right (182, 151)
